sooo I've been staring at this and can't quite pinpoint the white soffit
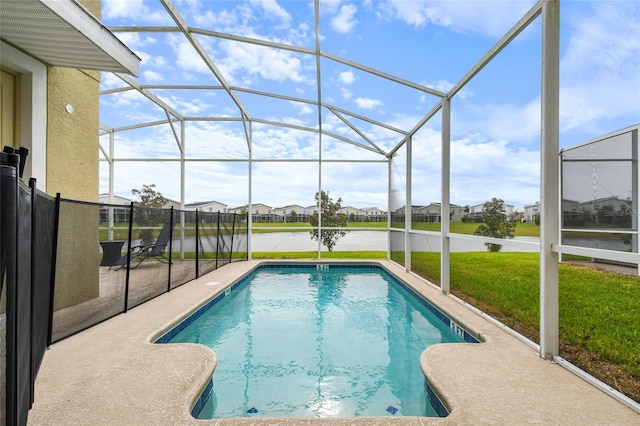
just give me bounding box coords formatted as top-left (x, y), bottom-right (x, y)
top-left (0, 0), bottom-right (139, 76)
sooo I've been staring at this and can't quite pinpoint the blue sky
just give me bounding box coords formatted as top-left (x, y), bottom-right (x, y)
top-left (98, 0), bottom-right (640, 211)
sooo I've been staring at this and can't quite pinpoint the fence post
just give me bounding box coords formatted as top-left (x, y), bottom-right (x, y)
top-left (167, 206), bottom-right (174, 292)
top-left (215, 212), bottom-right (221, 270)
top-left (29, 178), bottom-right (37, 408)
top-left (47, 194), bottom-right (61, 347)
top-left (229, 213), bottom-right (236, 263)
top-left (195, 209), bottom-right (199, 278)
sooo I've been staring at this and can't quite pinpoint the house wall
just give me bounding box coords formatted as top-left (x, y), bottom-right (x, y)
top-left (48, 0), bottom-right (103, 308)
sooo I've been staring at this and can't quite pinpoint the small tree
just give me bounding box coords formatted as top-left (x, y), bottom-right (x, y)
top-left (309, 191), bottom-right (348, 251)
top-left (474, 197), bottom-right (516, 252)
top-left (131, 184), bottom-right (168, 245)
top-left (289, 210), bottom-right (298, 222)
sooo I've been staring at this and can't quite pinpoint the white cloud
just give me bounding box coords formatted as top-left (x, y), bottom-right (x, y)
top-left (463, 99), bottom-right (541, 145)
top-left (559, 2), bottom-right (640, 133)
top-left (355, 97), bottom-right (383, 110)
top-left (384, 0), bottom-right (535, 38)
top-left (249, 0), bottom-right (292, 22)
top-left (167, 35), bottom-right (211, 75)
top-left (425, 79), bottom-right (472, 99)
top-left (158, 95), bottom-right (210, 115)
top-left (101, 90), bottom-right (147, 108)
top-left (341, 88), bottom-right (353, 100)
top-left (331, 4), bottom-right (359, 34)
top-left (100, 73), bottom-right (126, 90)
top-left (103, 0), bottom-right (147, 19)
top-left (339, 71), bottom-right (356, 84)
top-left (290, 102), bottom-right (314, 116)
top-left (112, 33), bottom-right (157, 50)
top-left (448, 134), bottom-right (540, 206)
top-left (102, 0), bottom-right (168, 23)
top-left (319, 0), bottom-right (343, 15)
top-left (142, 70), bottom-right (164, 83)
top-left (216, 39), bottom-right (312, 85)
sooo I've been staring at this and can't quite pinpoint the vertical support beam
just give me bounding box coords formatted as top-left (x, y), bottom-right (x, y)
top-left (441, 98), bottom-right (451, 294)
top-left (540, 0), bottom-right (560, 360)
top-left (405, 135), bottom-right (412, 271)
top-left (195, 210), bottom-right (200, 277)
top-left (314, 0), bottom-right (324, 261)
top-left (387, 159), bottom-right (392, 260)
top-left (107, 130), bottom-right (115, 241)
top-left (317, 147), bottom-right (323, 260)
top-left (632, 130), bottom-right (639, 275)
top-left (179, 120), bottom-right (185, 261)
top-left (247, 121), bottom-right (253, 259)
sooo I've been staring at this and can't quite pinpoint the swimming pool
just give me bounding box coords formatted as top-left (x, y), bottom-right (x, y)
top-left (156, 264), bottom-right (478, 418)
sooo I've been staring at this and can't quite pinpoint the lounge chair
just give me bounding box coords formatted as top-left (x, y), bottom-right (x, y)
top-left (112, 221), bottom-right (174, 270)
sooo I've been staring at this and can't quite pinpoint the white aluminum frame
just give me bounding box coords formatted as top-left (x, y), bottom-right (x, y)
top-left (96, 2), bottom-right (640, 411)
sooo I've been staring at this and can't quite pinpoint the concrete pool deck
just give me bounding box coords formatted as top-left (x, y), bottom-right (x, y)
top-left (28, 260), bottom-right (639, 425)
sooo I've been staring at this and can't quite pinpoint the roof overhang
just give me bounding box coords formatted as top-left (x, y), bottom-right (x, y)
top-left (0, 0), bottom-right (139, 76)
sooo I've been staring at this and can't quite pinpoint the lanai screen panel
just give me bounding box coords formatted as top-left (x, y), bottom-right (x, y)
top-left (321, 162), bottom-right (388, 213)
top-left (252, 125), bottom-right (319, 160)
top-left (251, 161), bottom-right (318, 209)
top-left (561, 130), bottom-right (637, 253)
top-left (185, 120), bottom-right (249, 160)
top-left (411, 121), bottom-right (443, 230)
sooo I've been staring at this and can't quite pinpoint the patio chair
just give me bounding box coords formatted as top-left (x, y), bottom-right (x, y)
top-left (112, 221), bottom-right (174, 270)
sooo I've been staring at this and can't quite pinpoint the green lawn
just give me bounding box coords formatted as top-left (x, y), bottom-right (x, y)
top-left (409, 251), bottom-right (639, 402)
top-left (102, 220), bottom-right (540, 237)
top-left (408, 221), bottom-right (540, 237)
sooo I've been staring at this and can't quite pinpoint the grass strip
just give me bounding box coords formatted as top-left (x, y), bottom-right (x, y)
top-left (410, 251), bottom-right (640, 401)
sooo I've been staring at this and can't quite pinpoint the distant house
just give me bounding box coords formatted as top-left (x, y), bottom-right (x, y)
top-left (273, 204), bottom-right (307, 216)
top-left (578, 196), bottom-right (632, 224)
top-left (394, 205), bottom-right (422, 215)
top-left (228, 203), bottom-right (273, 222)
top-left (98, 194), bottom-right (131, 223)
top-left (466, 202), bottom-right (516, 221)
top-left (338, 206), bottom-right (360, 217)
top-left (340, 206), bottom-right (387, 222)
top-left (271, 204), bottom-right (311, 222)
top-left (99, 193), bottom-right (180, 209)
top-left (99, 193), bottom-right (132, 205)
top-left (163, 198), bottom-right (181, 209)
top-left (524, 201), bottom-right (541, 223)
top-left (303, 205), bottom-right (319, 215)
top-left (394, 203), bottom-right (463, 222)
top-left (558, 199), bottom-right (581, 223)
top-left (229, 203), bottom-right (272, 215)
top-left (185, 200), bottom-right (228, 213)
top-left (98, 194), bottom-right (181, 222)
top-left (359, 207), bottom-right (386, 217)
top-left (414, 203), bottom-right (465, 222)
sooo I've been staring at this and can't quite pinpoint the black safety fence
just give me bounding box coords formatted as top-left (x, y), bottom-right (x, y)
top-left (1, 148), bottom-right (55, 426)
top-left (1, 151), bottom-right (247, 424)
top-left (52, 201), bottom-right (248, 341)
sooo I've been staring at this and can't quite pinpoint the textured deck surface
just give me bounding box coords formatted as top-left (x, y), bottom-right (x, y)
top-left (28, 260), bottom-right (639, 425)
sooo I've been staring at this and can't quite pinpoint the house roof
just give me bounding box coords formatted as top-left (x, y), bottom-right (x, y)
top-left (185, 200), bottom-right (228, 207)
top-left (0, 0), bottom-right (139, 75)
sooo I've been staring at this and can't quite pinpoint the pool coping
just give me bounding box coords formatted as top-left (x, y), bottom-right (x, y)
top-left (28, 260), bottom-right (640, 425)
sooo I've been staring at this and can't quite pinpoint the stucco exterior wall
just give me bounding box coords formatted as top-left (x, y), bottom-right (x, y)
top-left (46, 67), bottom-right (100, 201)
top-left (47, 0), bottom-right (102, 308)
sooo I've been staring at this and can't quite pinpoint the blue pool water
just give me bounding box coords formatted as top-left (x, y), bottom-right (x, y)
top-left (158, 265), bottom-right (477, 418)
